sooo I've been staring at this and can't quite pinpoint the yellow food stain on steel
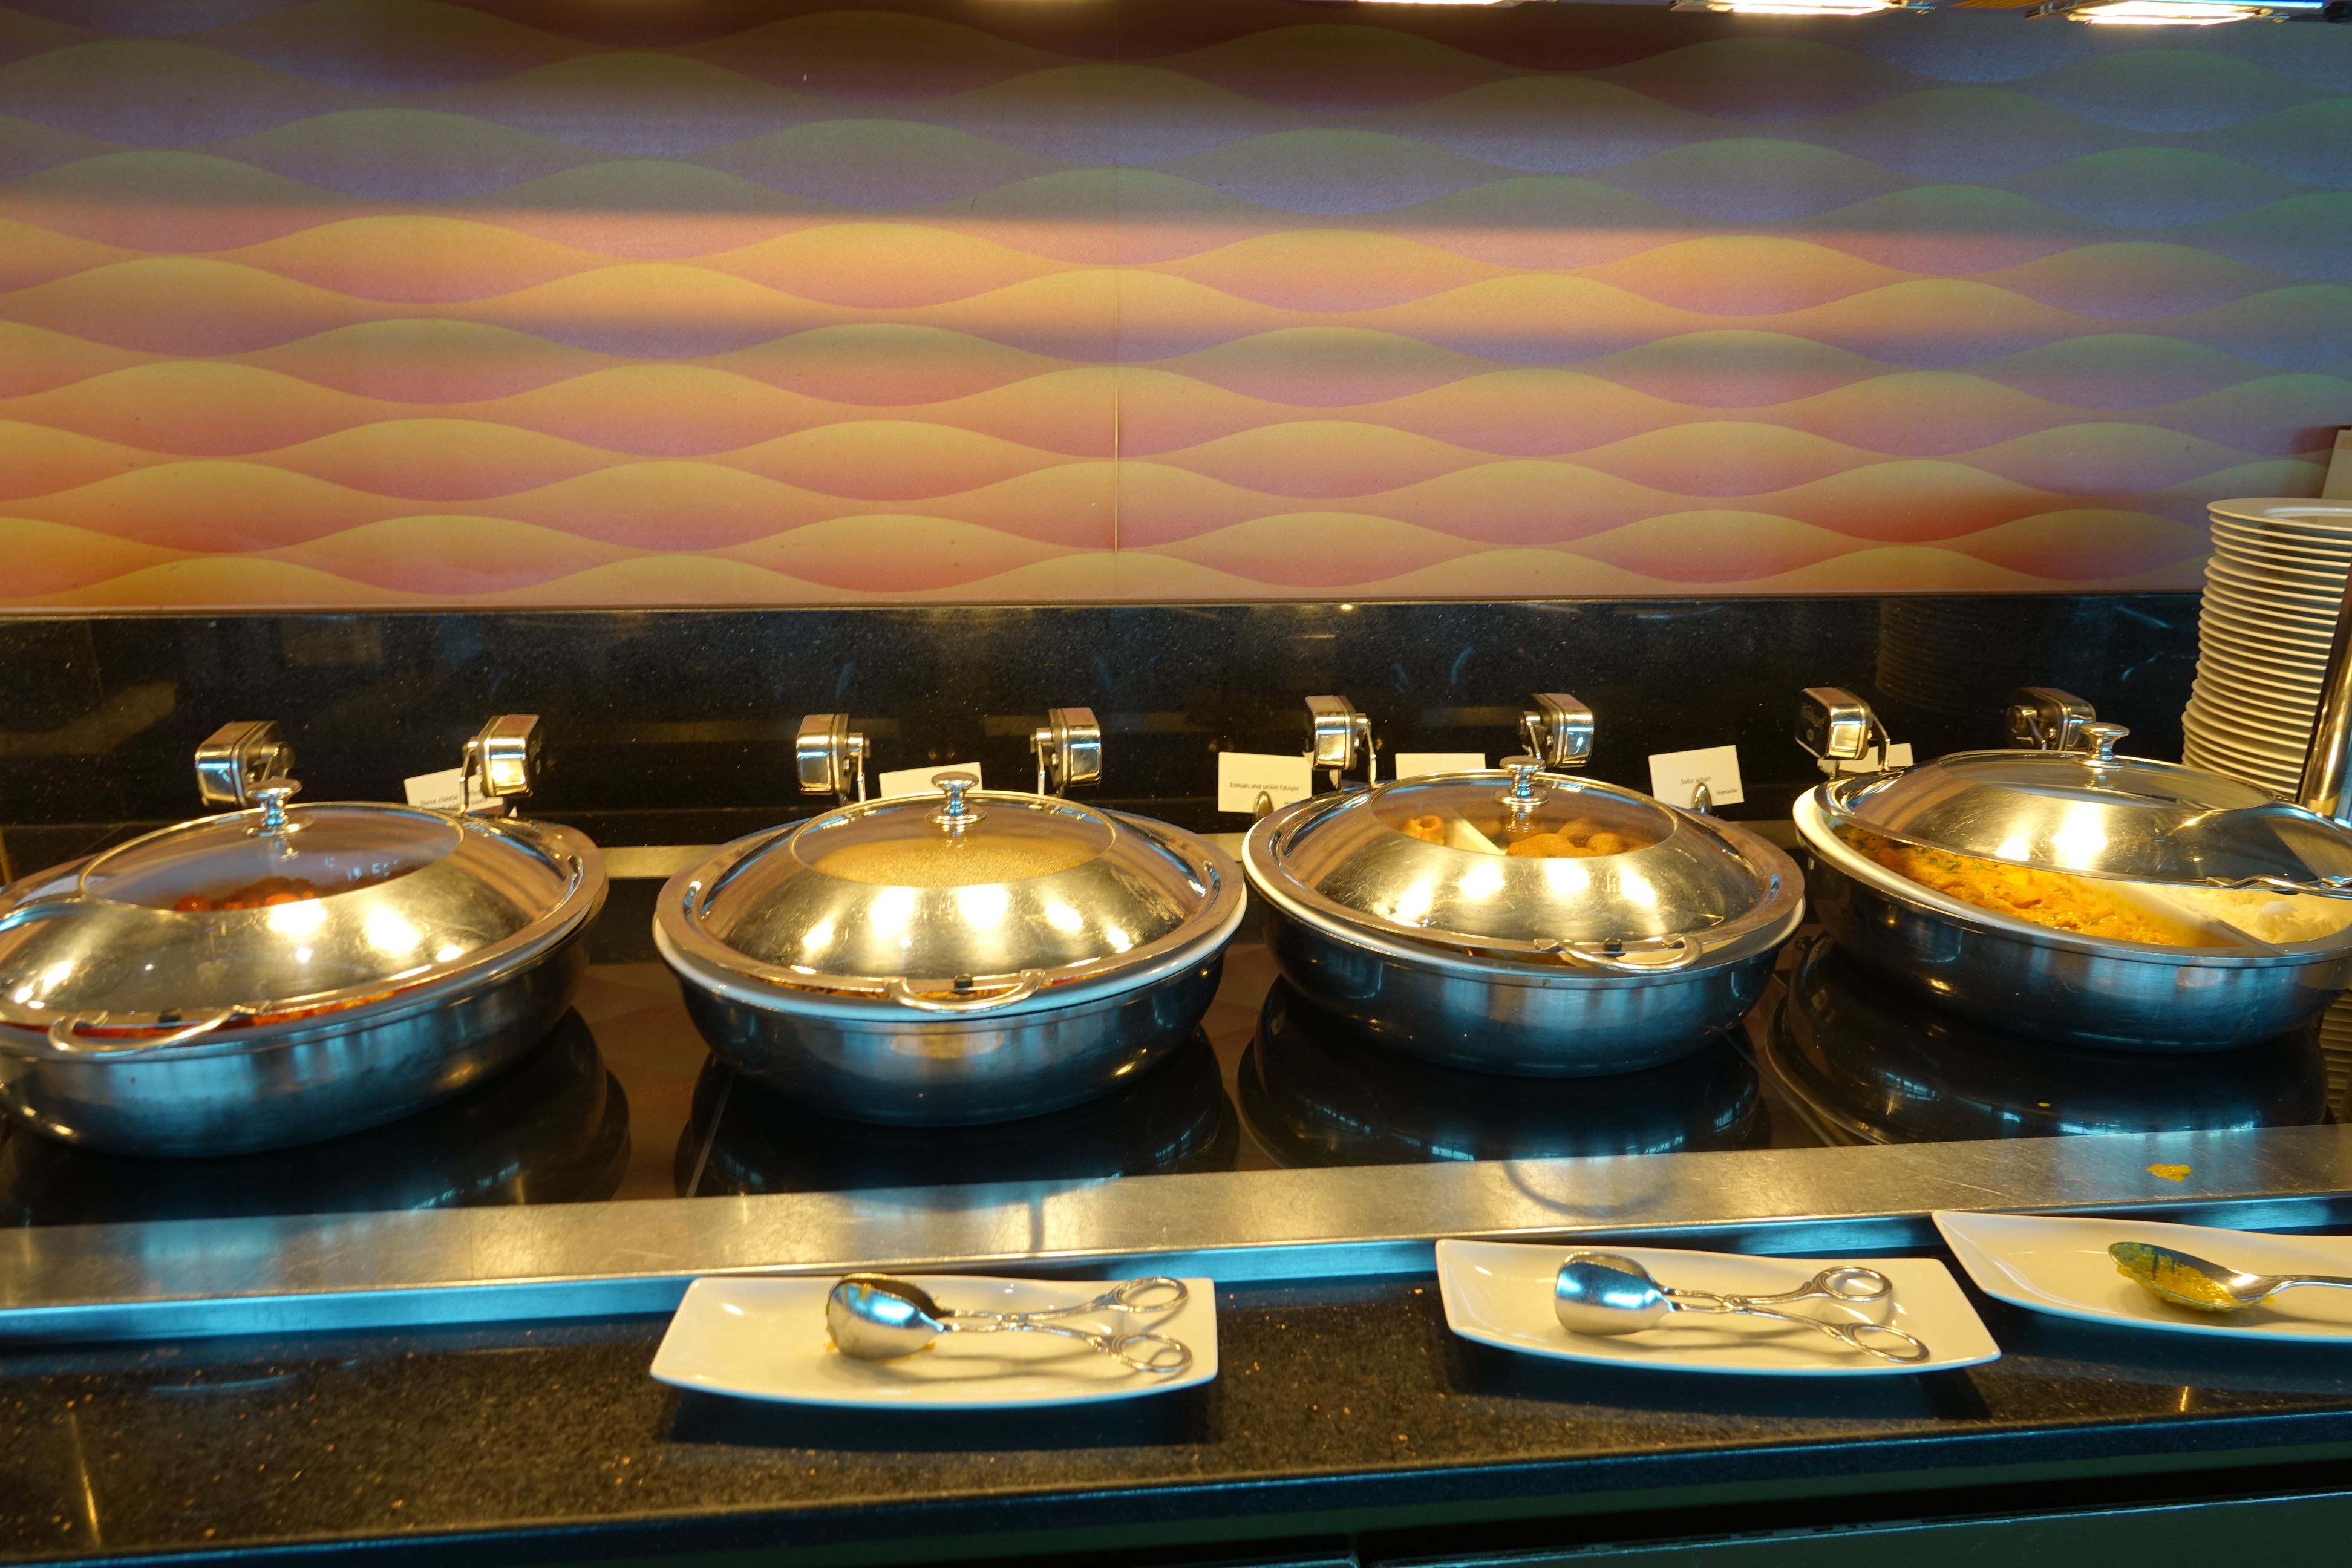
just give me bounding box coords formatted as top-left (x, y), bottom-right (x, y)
top-left (2147, 1163), bottom-right (2192, 1183)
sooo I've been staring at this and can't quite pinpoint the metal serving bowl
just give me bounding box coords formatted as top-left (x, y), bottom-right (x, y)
top-left (1244, 763), bottom-right (1804, 1077)
top-left (0, 805), bottom-right (606, 1155)
top-left (1795, 786), bottom-right (2352, 1052)
top-left (655, 778), bottom-right (1245, 1126)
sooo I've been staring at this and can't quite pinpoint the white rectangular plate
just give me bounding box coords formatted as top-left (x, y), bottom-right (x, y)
top-left (1436, 1240), bottom-right (1999, 1377)
top-left (1935, 1210), bottom-right (2352, 1343)
top-left (651, 1275), bottom-right (1218, 1409)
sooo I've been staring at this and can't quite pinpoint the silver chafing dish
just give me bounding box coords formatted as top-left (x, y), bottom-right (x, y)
top-left (1243, 696), bottom-right (1803, 1076)
top-left (0, 717), bottom-right (605, 1154)
top-left (1794, 688), bottom-right (2352, 1051)
top-left (656, 710), bottom-right (1244, 1125)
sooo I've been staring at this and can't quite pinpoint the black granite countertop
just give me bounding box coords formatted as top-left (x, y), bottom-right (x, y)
top-left (9, 1267), bottom-right (2352, 1567)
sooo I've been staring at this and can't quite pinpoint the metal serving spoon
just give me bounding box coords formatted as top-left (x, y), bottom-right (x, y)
top-left (825, 1274), bottom-right (1194, 1374)
top-left (2111, 1242), bottom-right (2352, 1313)
top-left (1554, 1251), bottom-right (1932, 1364)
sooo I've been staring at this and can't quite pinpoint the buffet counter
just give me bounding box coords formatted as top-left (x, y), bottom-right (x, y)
top-left (5, 930), bottom-right (2352, 1565)
top-left (13, 595), bottom-right (2352, 1564)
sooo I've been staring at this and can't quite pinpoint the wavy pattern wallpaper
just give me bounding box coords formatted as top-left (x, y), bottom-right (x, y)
top-left (1, 0), bottom-right (2347, 607)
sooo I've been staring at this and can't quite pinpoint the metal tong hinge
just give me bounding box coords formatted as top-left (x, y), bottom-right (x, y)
top-left (194, 720), bottom-right (294, 809)
top-left (1306, 696), bottom-right (1374, 789)
top-left (1031, 707), bottom-right (1102, 796)
top-left (463, 714), bottom-right (543, 814)
top-left (797, 713), bottom-right (870, 804)
top-left (2005, 687), bottom-right (2096, 753)
top-left (1521, 693), bottom-right (1593, 771)
top-left (1797, 687), bottom-right (1892, 777)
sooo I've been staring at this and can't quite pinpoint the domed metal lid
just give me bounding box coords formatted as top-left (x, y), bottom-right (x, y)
top-left (1821, 722), bottom-right (2352, 895)
top-left (0, 789), bottom-right (602, 1050)
top-left (659, 774), bottom-right (1240, 1010)
top-left (1244, 760), bottom-right (1794, 972)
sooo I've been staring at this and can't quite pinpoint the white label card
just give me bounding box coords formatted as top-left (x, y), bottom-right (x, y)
top-left (876, 760), bottom-right (984, 799)
top-left (1217, 751), bottom-right (1315, 814)
top-left (1394, 752), bottom-right (1486, 780)
top-left (1648, 745), bottom-right (1746, 809)
top-left (403, 766), bottom-right (469, 811)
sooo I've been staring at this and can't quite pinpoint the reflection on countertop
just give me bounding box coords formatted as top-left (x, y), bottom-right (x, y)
top-left (0, 1010), bottom-right (628, 1226)
top-left (675, 1029), bottom-right (1238, 1197)
top-left (1241, 978), bottom-right (1770, 1166)
top-left (5, 931), bottom-right (2339, 1225)
top-left (1763, 934), bottom-right (2334, 1146)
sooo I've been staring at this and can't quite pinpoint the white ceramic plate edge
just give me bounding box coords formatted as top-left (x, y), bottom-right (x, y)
top-left (650, 1273), bottom-right (1220, 1408)
top-left (1433, 1239), bottom-right (2001, 1377)
top-left (1932, 1212), bottom-right (2352, 1344)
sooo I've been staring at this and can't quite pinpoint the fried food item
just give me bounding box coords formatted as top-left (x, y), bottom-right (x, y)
top-left (1843, 829), bottom-right (2183, 944)
top-left (1400, 814), bottom-right (1448, 845)
top-left (815, 837), bottom-right (1093, 887)
top-left (1506, 826), bottom-right (1645, 859)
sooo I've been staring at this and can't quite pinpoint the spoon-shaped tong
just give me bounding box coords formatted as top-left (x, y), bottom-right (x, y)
top-left (1555, 1251), bottom-right (1932, 1364)
top-left (826, 1274), bottom-right (1194, 1374)
top-left (2111, 1242), bottom-right (2352, 1313)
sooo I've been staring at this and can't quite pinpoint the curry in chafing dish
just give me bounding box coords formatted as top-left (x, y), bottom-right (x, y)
top-left (1841, 828), bottom-right (2186, 944)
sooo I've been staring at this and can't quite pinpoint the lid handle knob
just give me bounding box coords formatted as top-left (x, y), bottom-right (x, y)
top-left (2080, 721), bottom-right (2129, 768)
top-left (2005, 688), bottom-right (2095, 752)
top-left (249, 776), bottom-right (304, 842)
top-left (1496, 754), bottom-right (1552, 814)
top-left (1305, 696), bottom-right (1373, 790)
top-left (1521, 694), bottom-right (1592, 770)
top-left (1031, 707), bottom-right (1102, 796)
top-left (194, 720), bottom-right (293, 810)
top-left (797, 713), bottom-right (870, 804)
top-left (929, 770), bottom-right (985, 834)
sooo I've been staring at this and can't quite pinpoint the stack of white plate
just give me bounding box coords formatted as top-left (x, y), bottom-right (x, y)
top-left (2187, 500), bottom-right (2352, 1095)
top-left (2322, 1009), bottom-right (2352, 1117)
top-left (2183, 499), bottom-right (2352, 796)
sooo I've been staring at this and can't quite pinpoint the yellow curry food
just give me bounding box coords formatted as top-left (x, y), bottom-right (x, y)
top-left (1841, 828), bottom-right (2181, 944)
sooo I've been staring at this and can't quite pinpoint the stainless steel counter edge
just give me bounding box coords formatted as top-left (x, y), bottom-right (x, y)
top-left (5, 1125), bottom-right (2351, 1343)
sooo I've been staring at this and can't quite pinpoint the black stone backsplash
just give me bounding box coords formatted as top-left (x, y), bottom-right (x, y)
top-left (0, 596), bottom-right (2197, 874)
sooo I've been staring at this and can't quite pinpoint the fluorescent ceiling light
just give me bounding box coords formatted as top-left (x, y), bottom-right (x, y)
top-left (2055, 0), bottom-right (2270, 19)
top-left (1672, 0), bottom-right (1922, 13)
top-left (2030, 0), bottom-right (2319, 18)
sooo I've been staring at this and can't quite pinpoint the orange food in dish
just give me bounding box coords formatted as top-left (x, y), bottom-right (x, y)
top-left (1400, 814), bottom-right (1447, 845)
top-left (172, 876), bottom-right (328, 913)
top-left (1506, 817), bottom-right (1647, 858)
top-left (1843, 829), bottom-right (2181, 944)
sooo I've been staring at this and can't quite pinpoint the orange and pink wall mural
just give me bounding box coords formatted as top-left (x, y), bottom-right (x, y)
top-left (2, 0), bottom-right (2347, 608)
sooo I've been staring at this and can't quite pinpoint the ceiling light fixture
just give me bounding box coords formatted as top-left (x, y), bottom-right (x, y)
top-left (2030, 0), bottom-right (2333, 19)
top-left (1671, 0), bottom-right (1930, 15)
